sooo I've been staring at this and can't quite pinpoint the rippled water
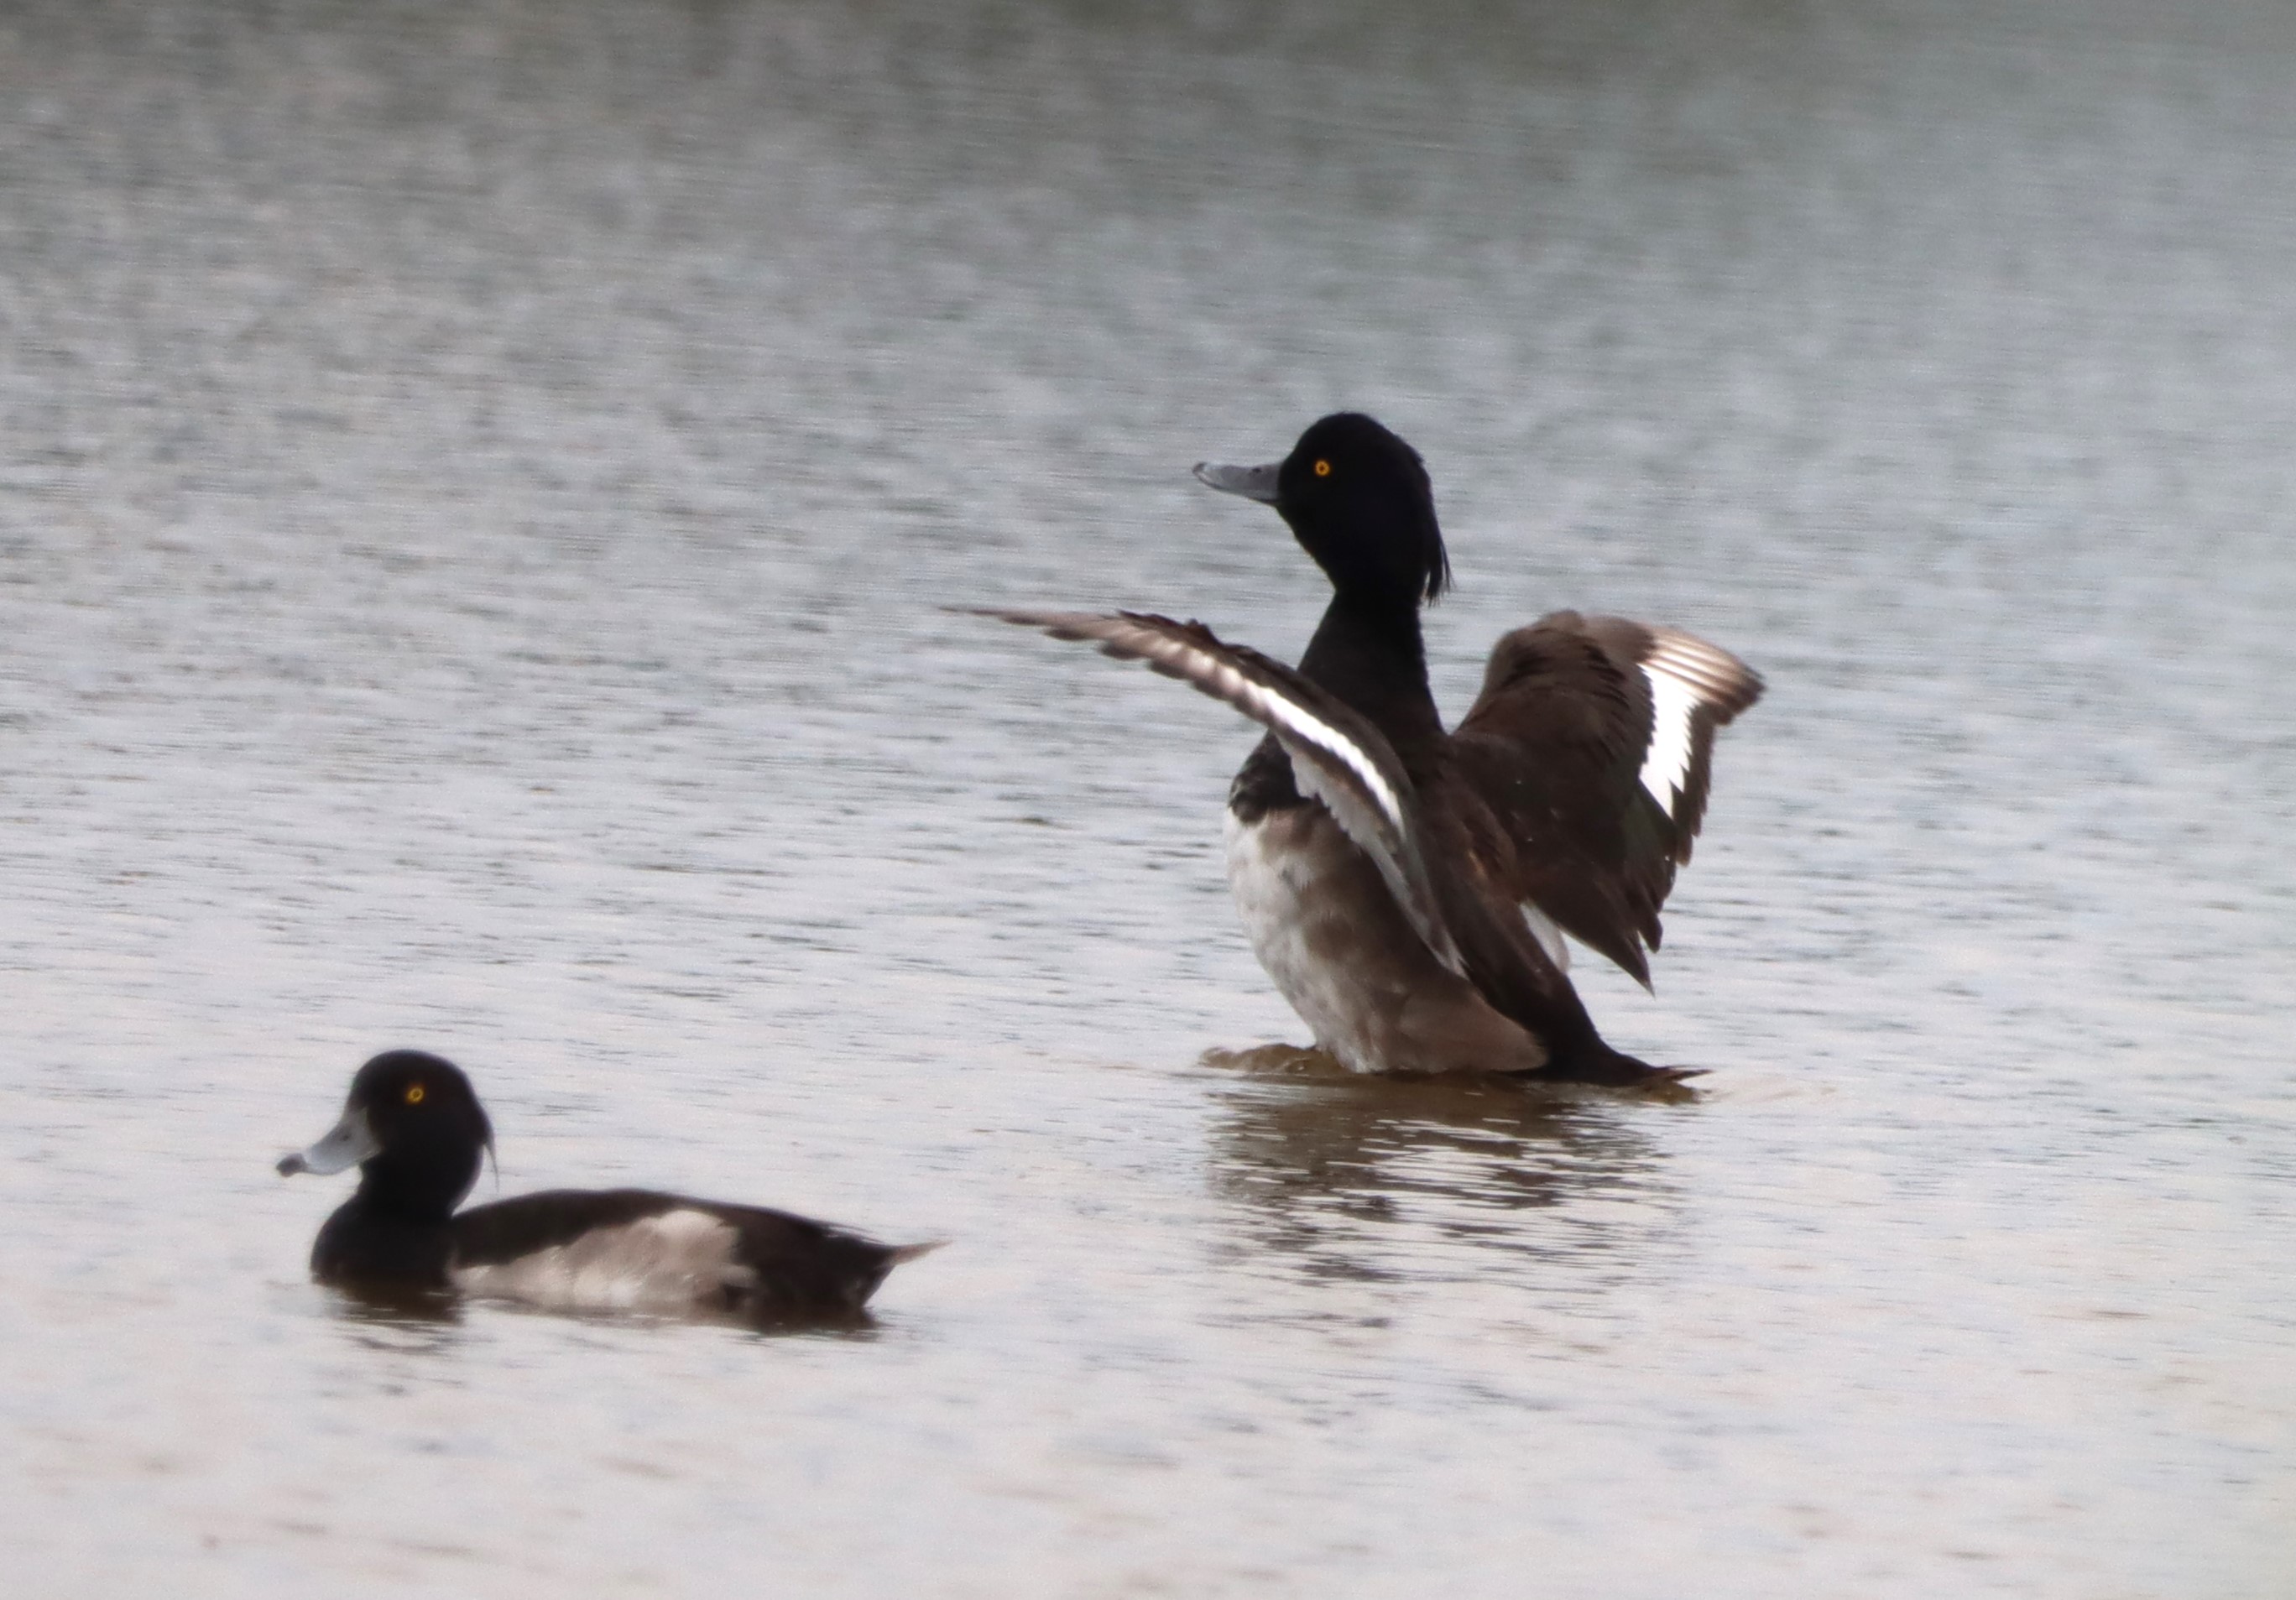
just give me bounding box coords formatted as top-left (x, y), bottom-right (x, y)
top-left (3, 0), bottom-right (2292, 1592)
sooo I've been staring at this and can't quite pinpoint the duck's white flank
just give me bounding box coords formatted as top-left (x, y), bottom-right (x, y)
top-left (1225, 806), bottom-right (1550, 1075)
top-left (1228, 808), bottom-right (1380, 1070)
top-left (450, 1208), bottom-right (754, 1313)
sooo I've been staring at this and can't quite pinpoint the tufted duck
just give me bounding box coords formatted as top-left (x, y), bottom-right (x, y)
top-left (279, 1050), bottom-right (937, 1317)
top-left (981, 414), bottom-right (1762, 1086)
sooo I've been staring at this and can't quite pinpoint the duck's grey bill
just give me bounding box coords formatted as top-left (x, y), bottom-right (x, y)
top-left (277, 1107), bottom-right (379, 1177)
top-left (1193, 460), bottom-right (1281, 504)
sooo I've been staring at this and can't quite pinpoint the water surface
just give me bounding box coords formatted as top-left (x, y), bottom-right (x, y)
top-left (2, 1), bottom-right (2291, 1593)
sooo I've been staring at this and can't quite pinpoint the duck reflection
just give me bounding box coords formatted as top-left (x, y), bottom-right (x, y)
top-left (1201, 1047), bottom-right (1683, 1285)
top-left (324, 1280), bottom-right (468, 1347)
top-left (323, 1278), bottom-right (884, 1342)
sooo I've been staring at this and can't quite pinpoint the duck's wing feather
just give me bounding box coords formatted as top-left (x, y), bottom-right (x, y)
top-left (1452, 612), bottom-right (1762, 988)
top-left (977, 607), bottom-right (1465, 975)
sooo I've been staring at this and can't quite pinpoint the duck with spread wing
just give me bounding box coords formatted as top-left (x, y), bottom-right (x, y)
top-left (982, 413), bottom-right (1763, 1087)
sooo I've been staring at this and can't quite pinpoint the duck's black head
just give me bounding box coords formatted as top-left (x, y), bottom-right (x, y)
top-left (1196, 413), bottom-right (1451, 608)
top-left (279, 1050), bottom-right (493, 1221)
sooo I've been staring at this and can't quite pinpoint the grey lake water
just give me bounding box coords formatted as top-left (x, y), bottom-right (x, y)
top-left (3, 0), bottom-right (2292, 1593)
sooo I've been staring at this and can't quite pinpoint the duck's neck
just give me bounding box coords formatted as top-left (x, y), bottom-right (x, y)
top-left (350, 1164), bottom-right (467, 1225)
top-left (1297, 592), bottom-right (1444, 753)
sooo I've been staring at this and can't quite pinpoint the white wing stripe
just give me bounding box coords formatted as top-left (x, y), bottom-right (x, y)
top-left (1198, 653), bottom-right (1406, 841)
top-left (1637, 664), bottom-right (1702, 816)
top-left (1636, 628), bottom-right (1760, 818)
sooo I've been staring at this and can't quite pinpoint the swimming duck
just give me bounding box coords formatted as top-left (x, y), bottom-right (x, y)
top-left (984, 413), bottom-right (1762, 1086)
top-left (279, 1050), bottom-right (936, 1316)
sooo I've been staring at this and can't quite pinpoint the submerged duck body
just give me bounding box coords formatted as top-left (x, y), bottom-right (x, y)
top-left (989, 414), bottom-right (1762, 1086)
top-left (279, 1051), bottom-right (934, 1317)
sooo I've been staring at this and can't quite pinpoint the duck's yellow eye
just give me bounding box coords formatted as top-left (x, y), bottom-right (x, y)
top-left (1313, 458), bottom-right (1332, 477)
top-left (404, 1083), bottom-right (425, 1105)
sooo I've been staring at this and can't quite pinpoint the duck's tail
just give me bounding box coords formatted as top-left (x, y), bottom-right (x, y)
top-left (1545, 1040), bottom-right (1706, 1090)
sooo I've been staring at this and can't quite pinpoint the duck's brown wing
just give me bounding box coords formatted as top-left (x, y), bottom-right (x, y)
top-left (1451, 611), bottom-right (1762, 988)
